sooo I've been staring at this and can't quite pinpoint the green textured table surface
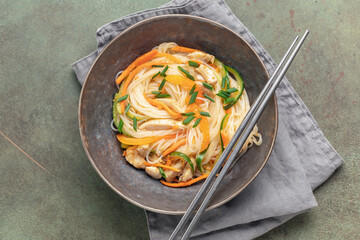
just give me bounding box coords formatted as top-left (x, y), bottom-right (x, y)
top-left (1, 0), bottom-right (359, 239)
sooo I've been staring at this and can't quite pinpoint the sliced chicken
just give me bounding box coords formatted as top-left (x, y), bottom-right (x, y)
top-left (196, 65), bottom-right (218, 85)
top-left (138, 119), bottom-right (182, 131)
top-left (164, 159), bottom-right (185, 182)
top-left (195, 74), bottom-right (205, 82)
top-left (125, 146), bottom-right (148, 169)
top-left (179, 164), bottom-right (193, 182)
top-left (188, 51), bottom-right (215, 64)
top-left (145, 166), bottom-right (162, 179)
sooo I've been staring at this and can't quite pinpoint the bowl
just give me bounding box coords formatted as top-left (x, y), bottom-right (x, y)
top-left (79, 15), bottom-right (277, 214)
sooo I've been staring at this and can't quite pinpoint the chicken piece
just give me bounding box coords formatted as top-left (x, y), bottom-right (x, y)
top-left (179, 164), bottom-right (193, 182)
top-left (138, 119), bottom-right (182, 131)
top-left (196, 65), bottom-right (217, 85)
top-left (124, 145), bottom-right (150, 169)
top-left (188, 51), bottom-right (215, 64)
top-left (145, 166), bottom-right (162, 179)
top-left (195, 74), bottom-right (205, 82)
top-left (164, 159), bottom-right (185, 182)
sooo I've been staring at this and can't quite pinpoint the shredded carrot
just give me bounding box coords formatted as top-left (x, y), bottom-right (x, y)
top-left (162, 138), bottom-right (187, 156)
top-left (194, 82), bottom-right (205, 104)
top-left (155, 52), bottom-right (182, 64)
top-left (119, 60), bottom-right (171, 112)
top-left (143, 162), bottom-right (180, 172)
top-left (144, 95), bottom-right (181, 118)
top-left (116, 49), bottom-right (158, 85)
top-left (160, 173), bottom-right (209, 188)
top-left (165, 156), bottom-right (172, 166)
top-left (171, 46), bottom-right (198, 53)
top-left (117, 134), bottom-right (177, 145)
top-left (123, 151), bottom-right (126, 156)
top-left (221, 130), bottom-right (230, 148)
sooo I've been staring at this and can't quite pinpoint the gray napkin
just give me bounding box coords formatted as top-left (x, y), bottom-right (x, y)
top-left (72, 0), bottom-right (344, 239)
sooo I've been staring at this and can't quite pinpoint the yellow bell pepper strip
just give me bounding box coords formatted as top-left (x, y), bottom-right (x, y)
top-left (115, 49), bottom-right (158, 85)
top-left (155, 52), bottom-right (182, 64)
top-left (160, 173), bottom-right (209, 188)
top-left (199, 117), bottom-right (210, 152)
top-left (117, 134), bottom-right (177, 145)
top-left (144, 95), bottom-right (181, 118)
top-left (143, 162), bottom-right (180, 172)
top-left (165, 75), bottom-right (195, 89)
top-left (162, 138), bottom-right (187, 157)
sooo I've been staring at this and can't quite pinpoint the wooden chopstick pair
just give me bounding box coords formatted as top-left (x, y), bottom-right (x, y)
top-left (170, 30), bottom-right (310, 240)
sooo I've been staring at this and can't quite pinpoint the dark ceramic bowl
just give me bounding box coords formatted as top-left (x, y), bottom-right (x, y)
top-left (79, 15), bottom-right (277, 214)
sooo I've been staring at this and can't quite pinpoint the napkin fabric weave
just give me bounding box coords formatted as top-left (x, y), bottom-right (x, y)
top-left (72, 1), bottom-right (343, 239)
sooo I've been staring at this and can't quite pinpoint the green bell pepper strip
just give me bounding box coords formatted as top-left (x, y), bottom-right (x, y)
top-left (169, 151), bottom-right (194, 173)
top-left (159, 167), bottom-right (167, 179)
top-left (196, 148), bottom-right (208, 173)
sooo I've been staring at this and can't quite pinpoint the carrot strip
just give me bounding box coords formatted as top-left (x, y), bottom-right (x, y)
top-left (155, 53), bottom-right (182, 64)
top-left (116, 49), bottom-right (158, 85)
top-left (144, 95), bottom-right (181, 118)
top-left (162, 138), bottom-right (187, 156)
top-left (143, 162), bottom-right (180, 172)
top-left (117, 134), bottom-right (177, 145)
top-left (160, 173), bottom-right (209, 187)
top-left (221, 130), bottom-right (229, 148)
top-left (171, 46), bottom-right (198, 53)
top-left (119, 60), bottom-right (171, 112)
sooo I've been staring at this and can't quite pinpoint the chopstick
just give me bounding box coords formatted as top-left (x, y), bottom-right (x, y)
top-left (169, 30), bottom-right (310, 240)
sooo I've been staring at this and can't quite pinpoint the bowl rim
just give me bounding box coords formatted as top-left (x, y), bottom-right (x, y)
top-left (78, 14), bottom-right (278, 215)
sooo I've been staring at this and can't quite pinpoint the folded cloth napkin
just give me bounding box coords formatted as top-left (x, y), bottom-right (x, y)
top-left (72, 0), bottom-right (344, 239)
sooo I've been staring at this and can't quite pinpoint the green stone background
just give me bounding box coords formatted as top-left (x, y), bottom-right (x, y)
top-left (1, 0), bottom-right (359, 239)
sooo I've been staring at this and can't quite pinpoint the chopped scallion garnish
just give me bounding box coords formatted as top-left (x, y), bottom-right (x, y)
top-left (192, 118), bottom-right (202, 128)
top-left (199, 111), bottom-right (211, 117)
top-left (151, 91), bottom-right (161, 95)
top-left (188, 91), bottom-right (198, 105)
top-left (117, 94), bottom-right (128, 102)
top-left (118, 118), bottom-right (124, 133)
top-left (160, 65), bottom-right (169, 77)
top-left (202, 82), bottom-right (214, 90)
top-left (225, 87), bottom-right (238, 93)
top-left (220, 90), bottom-right (231, 98)
top-left (216, 92), bottom-right (228, 99)
top-left (152, 65), bottom-right (164, 68)
top-left (182, 115), bottom-right (195, 125)
top-left (203, 93), bottom-right (215, 102)
top-left (178, 66), bottom-right (195, 80)
top-left (188, 61), bottom-right (199, 68)
top-left (224, 97), bottom-right (235, 104)
top-left (152, 71), bottom-right (160, 79)
top-left (124, 103), bottom-right (131, 114)
top-left (133, 116), bottom-right (137, 131)
top-left (159, 79), bottom-right (166, 90)
top-left (155, 94), bottom-right (171, 98)
top-left (189, 84), bottom-right (196, 95)
top-left (181, 112), bottom-right (195, 116)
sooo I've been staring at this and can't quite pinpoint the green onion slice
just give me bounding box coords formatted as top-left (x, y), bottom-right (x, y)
top-left (202, 82), bottom-right (214, 90)
top-left (181, 112), bottom-right (195, 116)
top-left (133, 116), bottom-right (137, 131)
top-left (124, 103), bottom-right (131, 114)
top-left (203, 93), bottom-right (215, 102)
top-left (159, 167), bottom-right (166, 178)
top-left (188, 61), bottom-right (199, 68)
top-left (196, 148), bottom-right (208, 172)
top-left (158, 79), bottom-right (166, 90)
top-left (189, 84), bottom-right (196, 95)
top-left (178, 66), bottom-right (195, 80)
top-left (155, 94), bottom-right (171, 98)
top-left (199, 111), bottom-right (211, 117)
top-left (160, 65), bottom-right (169, 77)
top-left (182, 115), bottom-right (195, 125)
top-left (192, 118), bottom-right (202, 128)
top-left (117, 94), bottom-right (128, 102)
top-left (188, 91), bottom-right (198, 105)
